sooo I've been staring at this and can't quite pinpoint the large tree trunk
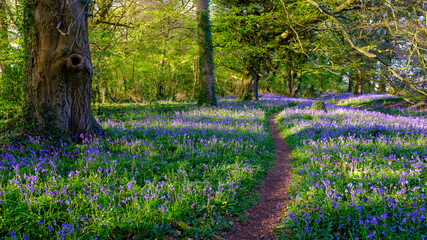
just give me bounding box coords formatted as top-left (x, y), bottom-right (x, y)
top-left (196, 0), bottom-right (217, 106)
top-left (237, 59), bottom-right (260, 101)
top-left (23, 0), bottom-right (101, 139)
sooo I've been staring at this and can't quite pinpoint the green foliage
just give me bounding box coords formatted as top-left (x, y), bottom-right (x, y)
top-left (81, 0), bottom-right (95, 17)
top-left (89, 0), bottom-right (200, 103)
top-left (326, 97), bottom-right (338, 104)
top-left (0, 0), bottom-right (26, 107)
top-left (310, 100), bottom-right (326, 111)
top-left (0, 60), bottom-right (24, 104)
top-left (337, 96), bottom-right (399, 107)
top-left (0, 103), bottom-right (20, 120)
top-left (421, 168), bottom-right (427, 181)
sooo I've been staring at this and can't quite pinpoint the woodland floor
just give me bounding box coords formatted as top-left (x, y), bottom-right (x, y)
top-left (226, 113), bottom-right (293, 240)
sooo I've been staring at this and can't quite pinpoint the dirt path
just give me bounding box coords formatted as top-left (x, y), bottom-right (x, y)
top-left (226, 113), bottom-right (293, 240)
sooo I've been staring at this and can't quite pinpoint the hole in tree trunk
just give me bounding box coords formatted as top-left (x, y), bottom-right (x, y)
top-left (71, 56), bottom-right (81, 66)
top-left (66, 54), bottom-right (84, 70)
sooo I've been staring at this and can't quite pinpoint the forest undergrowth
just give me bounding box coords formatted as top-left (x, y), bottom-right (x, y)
top-left (0, 95), bottom-right (294, 239)
top-left (275, 93), bottom-right (427, 239)
top-left (1, 93), bottom-right (426, 239)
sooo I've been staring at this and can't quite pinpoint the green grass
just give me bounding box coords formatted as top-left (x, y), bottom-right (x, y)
top-left (336, 96), bottom-right (427, 118)
top-left (337, 97), bottom-right (401, 107)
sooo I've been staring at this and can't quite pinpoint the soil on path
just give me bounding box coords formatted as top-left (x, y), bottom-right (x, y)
top-left (226, 113), bottom-right (293, 240)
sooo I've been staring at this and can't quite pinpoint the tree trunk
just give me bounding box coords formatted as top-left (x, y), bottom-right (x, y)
top-left (170, 65), bottom-right (176, 101)
top-left (157, 82), bottom-right (164, 99)
top-left (237, 58), bottom-right (260, 101)
top-left (23, 0), bottom-right (101, 139)
top-left (123, 76), bottom-right (128, 97)
top-left (291, 72), bottom-right (301, 97)
top-left (253, 74), bottom-right (259, 100)
top-left (196, 0), bottom-right (217, 106)
top-left (353, 73), bottom-right (364, 95)
top-left (347, 75), bottom-right (353, 93)
top-left (0, 0), bottom-right (7, 76)
top-left (100, 88), bottom-right (106, 103)
top-left (192, 55), bottom-right (198, 100)
top-left (365, 80), bottom-right (372, 93)
top-left (238, 67), bottom-right (253, 101)
top-left (285, 68), bottom-right (297, 97)
top-left (377, 65), bottom-right (387, 93)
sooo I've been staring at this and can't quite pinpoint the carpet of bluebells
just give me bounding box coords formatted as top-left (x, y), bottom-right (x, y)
top-left (275, 93), bottom-right (427, 239)
top-left (0, 96), bottom-right (294, 239)
top-left (2, 92), bottom-right (426, 239)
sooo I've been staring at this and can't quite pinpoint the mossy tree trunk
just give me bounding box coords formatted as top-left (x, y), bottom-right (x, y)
top-left (0, 0), bottom-right (7, 75)
top-left (23, 0), bottom-right (101, 139)
top-left (196, 0), bottom-right (217, 106)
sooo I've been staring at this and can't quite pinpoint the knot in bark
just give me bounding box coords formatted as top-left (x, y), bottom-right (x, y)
top-left (66, 54), bottom-right (85, 70)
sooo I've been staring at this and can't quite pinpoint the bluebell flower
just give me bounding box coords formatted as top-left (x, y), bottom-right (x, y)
top-left (9, 231), bottom-right (15, 240)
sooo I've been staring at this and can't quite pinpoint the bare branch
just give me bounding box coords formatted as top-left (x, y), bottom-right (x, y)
top-left (56, 21), bottom-right (71, 36)
top-left (94, 20), bottom-right (134, 28)
top-left (307, 0), bottom-right (427, 97)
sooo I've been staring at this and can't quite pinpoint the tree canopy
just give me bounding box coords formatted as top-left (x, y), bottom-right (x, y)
top-left (0, 0), bottom-right (426, 136)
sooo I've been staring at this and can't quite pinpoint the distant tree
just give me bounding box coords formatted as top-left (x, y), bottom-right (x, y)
top-left (87, 0), bottom-right (199, 103)
top-left (213, 0), bottom-right (278, 101)
top-left (22, 0), bottom-right (101, 139)
top-left (196, 0), bottom-right (217, 106)
top-left (213, 0), bottom-right (357, 101)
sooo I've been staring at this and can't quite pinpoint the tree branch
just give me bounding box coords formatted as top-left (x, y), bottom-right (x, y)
top-left (307, 0), bottom-right (427, 97)
top-left (94, 20), bottom-right (133, 28)
top-left (271, 0), bottom-right (358, 45)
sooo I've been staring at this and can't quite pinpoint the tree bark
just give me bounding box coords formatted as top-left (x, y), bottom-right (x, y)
top-left (0, 0), bottom-right (7, 76)
top-left (23, 0), bottom-right (101, 139)
top-left (353, 73), bottom-right (364, 95)
top-left (377, 64), bottom-right (387, 93)
top-left (192, 55), bottom-right (198, 100)
top-left (237, 58), bottom-right (260, 101)
top-left (280, 67), bottom-right (300, 97)
top-left (170, 65), bottom-right (176, 100)
top-left (196, 0), bottom-right (217, 106)
top-left (347, 73), bottom-right (353, 93)
top-left (290, 70), bottom-right (295, 96)
top-left (291, 72), bottom-right (301, 97)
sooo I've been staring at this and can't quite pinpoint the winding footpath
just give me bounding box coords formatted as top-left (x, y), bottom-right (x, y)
top-left (227, 113), bottom-right (293, 240)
